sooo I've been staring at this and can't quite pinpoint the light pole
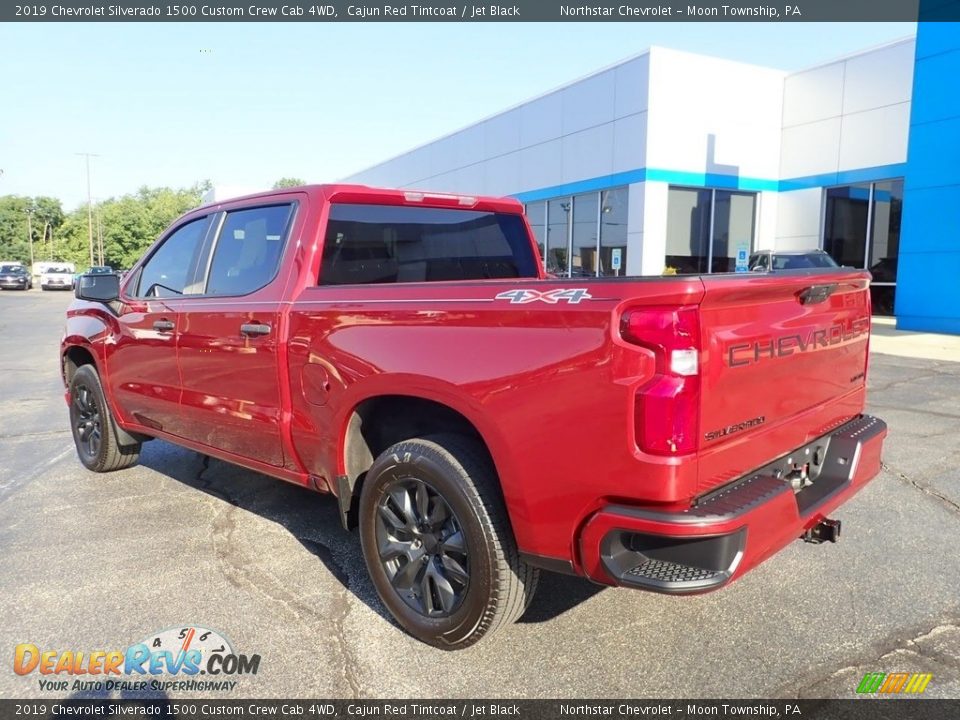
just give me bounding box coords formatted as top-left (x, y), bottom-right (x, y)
top-left (76, 153), bottom-right (99, 266)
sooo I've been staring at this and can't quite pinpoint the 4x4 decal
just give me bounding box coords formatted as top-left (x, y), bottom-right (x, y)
top-left (495, 288), bottom-right (592, 304)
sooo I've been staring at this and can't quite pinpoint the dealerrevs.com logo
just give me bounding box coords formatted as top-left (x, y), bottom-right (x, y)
top-left (14, 625), bottom-right (260, 693)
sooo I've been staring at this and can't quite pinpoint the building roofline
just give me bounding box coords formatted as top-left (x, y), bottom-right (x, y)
top-left (788, 34), bottom-right (916, 75)
top-left (343, 33), bottom-right (918, 180)
top-left (341, 47), bottom-right (654, 180)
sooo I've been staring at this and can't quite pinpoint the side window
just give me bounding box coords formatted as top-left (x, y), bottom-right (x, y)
top-left (206, 204), bottom-right (294, 296)
top-left (136, 217), bottom-right (212, 298)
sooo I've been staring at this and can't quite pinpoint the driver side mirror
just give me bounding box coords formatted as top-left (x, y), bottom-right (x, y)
top-left (75, 273), bottom-right (120, 303)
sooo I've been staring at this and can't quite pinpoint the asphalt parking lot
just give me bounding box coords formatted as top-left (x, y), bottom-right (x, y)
top-left (1, 289), bottom-right (958, 699)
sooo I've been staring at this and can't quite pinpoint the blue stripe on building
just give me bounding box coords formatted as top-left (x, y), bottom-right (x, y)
top-left (512, 163), bottom-right (909, 204)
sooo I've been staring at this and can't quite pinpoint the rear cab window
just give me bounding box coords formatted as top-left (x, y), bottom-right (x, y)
top-left (319, 203), bottom-right (539, 285)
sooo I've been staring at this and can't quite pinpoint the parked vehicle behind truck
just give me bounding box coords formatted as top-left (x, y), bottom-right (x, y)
top-left (62, 185), bottom-right (886, 649)
top-left (36, 261), bottom-right (76, 290)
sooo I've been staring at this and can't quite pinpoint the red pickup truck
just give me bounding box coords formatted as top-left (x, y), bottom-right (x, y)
top-left (62, 184), bottom-right (886, 649)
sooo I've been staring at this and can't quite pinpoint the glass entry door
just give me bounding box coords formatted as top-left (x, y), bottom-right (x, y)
top-left (823, 179), bottom-right (903, 316)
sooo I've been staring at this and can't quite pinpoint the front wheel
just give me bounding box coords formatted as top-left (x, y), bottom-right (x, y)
top-left (358, 434), bottom-right (538, 649)
top-left (69, 364), bottom-right (141, 472)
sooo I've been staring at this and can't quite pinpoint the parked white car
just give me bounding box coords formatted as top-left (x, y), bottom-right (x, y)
top-left (39, 263), bottom-right (76, 291)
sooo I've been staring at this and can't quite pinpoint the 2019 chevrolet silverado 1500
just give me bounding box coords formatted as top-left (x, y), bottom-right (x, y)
top-left (62, 185), bottom-right (887, 649)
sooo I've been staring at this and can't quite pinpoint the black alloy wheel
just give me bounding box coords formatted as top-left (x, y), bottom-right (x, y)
top-left (67, 364), bottom-right (141, 472)
top-left (358, 434), bottom-right (539, 649)
top-left (375, 476), bottom-right (470, 617)
top-left (72, 382), bottom-right (103, 460)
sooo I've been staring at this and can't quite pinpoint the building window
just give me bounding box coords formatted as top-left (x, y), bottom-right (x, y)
top-left (665, 187), bottom-right (756, 274)
top-left (525, 200), bottom-right (546, 264)
top-left (524, 186), bottom-right (629, 277)
top-left (599, 188), bottom-right (628, 277)
top-left (823, 179), bottom-right (902, 316)
top-left (546, 198), bottom-right (571, 275)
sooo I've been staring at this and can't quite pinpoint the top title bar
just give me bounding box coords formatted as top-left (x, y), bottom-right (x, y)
top-left (7, 0), bottom-right (960, 22)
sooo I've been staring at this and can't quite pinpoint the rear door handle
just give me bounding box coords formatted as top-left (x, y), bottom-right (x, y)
top-left (240, 323), bottom-right (271, 337)
top-left (153, 319), bottom-right (175, 332)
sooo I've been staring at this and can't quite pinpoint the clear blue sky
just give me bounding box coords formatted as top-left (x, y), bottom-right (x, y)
top-left (0, 22), bottom-right (915, 210)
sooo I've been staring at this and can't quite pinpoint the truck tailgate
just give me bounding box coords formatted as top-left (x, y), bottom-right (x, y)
top-left (697, 269), bottom-right (872, 494)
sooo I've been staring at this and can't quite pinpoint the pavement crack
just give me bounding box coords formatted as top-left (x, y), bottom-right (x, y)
top-left (779, 616), bottom-right (960, 697)
top-left (198, 457), bottom-right (363, 698)
top-left (300, 537), bottom-right (363, 698)
top-left (868, 370), bottom-right (942, 393)
top-left (882, 462), bottom-right (960, 515)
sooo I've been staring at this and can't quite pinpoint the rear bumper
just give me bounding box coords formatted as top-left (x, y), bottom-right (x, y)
top-left (578, 414), bottom-right (887, 593)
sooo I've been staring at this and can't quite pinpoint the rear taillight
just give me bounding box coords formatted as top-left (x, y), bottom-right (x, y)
top-left (620, 306), bottom-right (701, 455)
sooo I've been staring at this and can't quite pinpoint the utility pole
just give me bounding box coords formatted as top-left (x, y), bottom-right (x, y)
top-left (96, 204), bottom-right (104, 265)
top-left (76, 153), bottom-right (99, 266)
top-left (25, 206), bottom-right (35, 267)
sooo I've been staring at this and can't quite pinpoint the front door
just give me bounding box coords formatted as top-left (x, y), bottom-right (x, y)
top-left (107, 215), bottom-right (214, 436)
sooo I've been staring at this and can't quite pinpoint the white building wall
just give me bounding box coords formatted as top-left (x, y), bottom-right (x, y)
top-left (776, 38), bottom-right (915, 249)
top-left (645, 47), bottom-right (785, 180)
top-left (640, 182), bottom-right (668, 275)
top-left (640, 47), bottom-right (785, 268)
top-left (346, 53), bottom-right (650, 198)
top-left (344, 39), bottom-right (915, 275)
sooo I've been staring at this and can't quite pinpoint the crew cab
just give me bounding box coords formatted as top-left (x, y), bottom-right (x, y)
top-left (62, 185), bottom-right (886, 649)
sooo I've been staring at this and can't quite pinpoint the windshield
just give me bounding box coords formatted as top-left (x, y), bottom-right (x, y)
top-left (88, 266), bottom-right (113, 273)
top-left (47, 267), bottom-right (72, 274)
top-left (0, 265), bottom-right (24, 274)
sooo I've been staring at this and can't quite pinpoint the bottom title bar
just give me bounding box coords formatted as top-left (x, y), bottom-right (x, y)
top-left (1, 700), bottom-right (958, 720)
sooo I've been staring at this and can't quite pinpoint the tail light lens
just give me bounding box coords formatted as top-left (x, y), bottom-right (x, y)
top-left (620, 306), bottom-right (701, 455)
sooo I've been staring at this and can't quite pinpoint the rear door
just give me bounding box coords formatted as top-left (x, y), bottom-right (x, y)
top-left (696, 269), bottom-right (872, 493)
top-left (176, 200), bottom-right (300, 468)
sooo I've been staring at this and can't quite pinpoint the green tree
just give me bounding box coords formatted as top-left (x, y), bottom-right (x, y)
top-left (57, 181), bottom-right (210, 270)
top-left (272, 177), bottom-right (306, 189)
top-left (0, 195), bottom-right (66, 264)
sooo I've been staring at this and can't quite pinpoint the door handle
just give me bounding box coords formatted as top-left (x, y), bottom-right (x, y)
top-left (798, 284), bottom-right (837, 305)
top-left (153, 319), bottom-right (175, 332)
top-left (240, 323), bottom-right (271, 337)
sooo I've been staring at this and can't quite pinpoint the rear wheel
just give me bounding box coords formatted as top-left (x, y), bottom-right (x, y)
top-left (358, 434), bottom-right (538, 649)
top-left (69, 364), bottom-right (141, 472)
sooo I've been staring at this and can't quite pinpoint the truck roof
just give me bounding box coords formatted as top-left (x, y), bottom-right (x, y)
top-left (196, 184), bottom-right (524, 215)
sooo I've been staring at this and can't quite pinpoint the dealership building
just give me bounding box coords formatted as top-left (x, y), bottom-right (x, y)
top-left (345, 21), bottom-right (960, 334)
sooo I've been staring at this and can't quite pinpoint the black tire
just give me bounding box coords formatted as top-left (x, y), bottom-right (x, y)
top-left (358, 434), bottom-right (538, 649)
top-left (68, 364), bottom-right (141, 472)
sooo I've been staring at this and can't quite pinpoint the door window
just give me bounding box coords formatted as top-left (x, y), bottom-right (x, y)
top-left (206, 204), bottom-right (294, 296)
top-left (135, 216), bottom-right (212, 298)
